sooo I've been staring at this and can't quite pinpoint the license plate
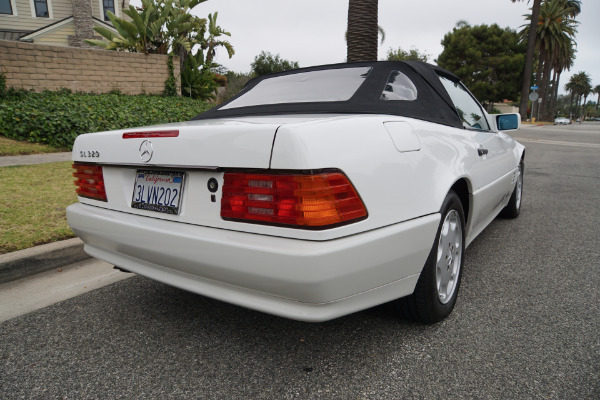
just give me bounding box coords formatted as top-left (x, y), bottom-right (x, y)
top-left (131, 170), bottom-right (184, 215)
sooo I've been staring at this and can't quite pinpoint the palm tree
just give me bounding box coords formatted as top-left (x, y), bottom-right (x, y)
top-left (549, 0), bottom-right (581, 118)
top-left (520, 0), bottom-right (578, 120)
top-left (203, 12), bottom-right (235, 64)
top-left (347, 0), bottom-right (378, 62)
top-left (542, 1), bottom-right (577, 120)
top-left (86, 0), bottom-right (171, 53)
top-left (562, 0), bottom-right (582, 17)
top-left (566, 72), bottom-right (591, 119)
top-left (512, 0), bottom-right (543, 120)
top-left (594, 84), bottom-right (600, 111)
top-left (565, 75), bottom-right (578, 118)
top-left (87, 0), bottom-right (207, 56)
top-left (549, 42), bottom-right (575, 117)
top-left (581, 80), bottom-right (592, 119)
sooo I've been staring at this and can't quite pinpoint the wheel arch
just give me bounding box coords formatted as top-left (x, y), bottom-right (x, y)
top-left (449, 178), bottom-right (471, 227)
top-left (516, 143), bottom-right (526, 168)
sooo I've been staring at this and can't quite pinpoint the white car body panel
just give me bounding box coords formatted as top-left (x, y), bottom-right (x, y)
top-left (67, 63), bottom-right (525, 322)
top-left (72, 119), bottom-right (278, 169)
top-left (67, 203), bottom-right (439, 322)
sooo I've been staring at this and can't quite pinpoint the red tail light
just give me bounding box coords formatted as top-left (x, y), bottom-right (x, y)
top-left (73, 163), bottom-right (107, 201)
top-left (221, 172), bottom-right (367, 228)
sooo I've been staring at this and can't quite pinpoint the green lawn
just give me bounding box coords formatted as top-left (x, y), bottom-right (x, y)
top-left (0, 161), bottom-right (77, 253)
top-left (0, 135), bottom-right (67, 156)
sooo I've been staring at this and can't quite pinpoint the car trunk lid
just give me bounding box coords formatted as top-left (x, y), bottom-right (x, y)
top-left (72, 119), bottom-right (280, 169)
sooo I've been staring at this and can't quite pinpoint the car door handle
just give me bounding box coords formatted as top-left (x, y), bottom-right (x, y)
top-left (478, 148), bottom-right (488, 156)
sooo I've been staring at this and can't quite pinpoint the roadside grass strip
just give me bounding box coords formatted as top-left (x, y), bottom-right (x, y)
top-left (0, 136), bottom-right (67, 156)
top-left (0, 161), bottom-right (77, 253)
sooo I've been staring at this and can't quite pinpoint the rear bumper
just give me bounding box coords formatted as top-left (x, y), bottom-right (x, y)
top-left (67, 203), bottom-right (439, 321)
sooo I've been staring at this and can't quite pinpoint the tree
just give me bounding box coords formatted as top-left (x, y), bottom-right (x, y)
top-left (86, 0), bottom-right (234, 98)
top-left (203, 12), bottom-right (234, 64)
top-left (180, 52), bottom-right (218, 99)
top-left (347, 0), bottom-right (378, 62)
top-left (593, 84), bottom-right (600, 111)
top-left (547, 42), bottom-right (574, 118)
top-left (251, 51), bottom-right (299, 76)
top-left (217, 71), bottom-right (252, 103)
top-left (520, 0), bottom-right (578, 120)
top-left (564, 74), bottom-right (578, 117)
top-left (512, 0), bottom-right (543, 120)
top-left (386, 46), bottom-right (429, 62)
top-left (180, 12), bottom-right (235, 100)
top-left (562, 0), bottom-right (582, 17)
top-left (86, 0), bottom-right (206, 55)
top-left (565, 72), bottom-right (591, 118)
top-left (436, 23), bottom-right (526, 108)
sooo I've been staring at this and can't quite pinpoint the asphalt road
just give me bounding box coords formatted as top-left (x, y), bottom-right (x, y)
top-left (1, 123), bottom-right (599, 399)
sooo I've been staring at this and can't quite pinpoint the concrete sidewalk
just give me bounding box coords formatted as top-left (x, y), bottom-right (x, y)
top-left (0, 152), bottom-right (71, 167)
top-left (1, 151), bottom-right (90, 282)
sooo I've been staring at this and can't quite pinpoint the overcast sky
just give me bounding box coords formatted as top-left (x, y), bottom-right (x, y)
top-left (186, 0), bottom-right (599, 95)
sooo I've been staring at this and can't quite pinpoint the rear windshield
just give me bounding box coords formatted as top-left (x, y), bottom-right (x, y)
top-left (221, 67), bottom-right (373, 109)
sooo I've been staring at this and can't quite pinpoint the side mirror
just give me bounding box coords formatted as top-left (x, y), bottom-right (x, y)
top-left (495, 113), bottom-right (520, 132)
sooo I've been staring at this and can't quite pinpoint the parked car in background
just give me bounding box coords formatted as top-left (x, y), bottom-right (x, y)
top-left (554, 117), bottom-right (571, 125)
top-left (67, 61), bottom-right (525, 323)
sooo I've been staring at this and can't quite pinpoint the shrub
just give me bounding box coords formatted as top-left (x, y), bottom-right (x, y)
top-left (0, 71), bottom-right (6, 99)
top-left (217, 71), bottom-right (252, 103)
top-left (0, 91), bottom-right (212, 149)
top-left (180, 54), bottom-right (219, 100)
top-left (251, 51), bottom-right (299, 76)
top-left (163, 55), bottom-right (178, 97)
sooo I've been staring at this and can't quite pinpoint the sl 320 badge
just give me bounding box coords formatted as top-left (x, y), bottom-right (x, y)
top-left (79, 150), bottom-right (100, 158)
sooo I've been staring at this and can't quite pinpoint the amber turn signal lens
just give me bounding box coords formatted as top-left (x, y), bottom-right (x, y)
top-left (221, 172), bottom-right (367, 228)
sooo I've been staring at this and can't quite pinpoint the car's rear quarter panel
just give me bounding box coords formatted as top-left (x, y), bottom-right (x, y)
top-left (271, 115), bottom-right (479, 234)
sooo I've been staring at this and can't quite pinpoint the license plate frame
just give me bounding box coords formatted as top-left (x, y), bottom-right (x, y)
top-left (131, 169), bottom-right (185, 215)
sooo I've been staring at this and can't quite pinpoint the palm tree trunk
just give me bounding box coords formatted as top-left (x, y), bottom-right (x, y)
top-left (568, 92), bottom-right (574, 118)
top-left (347, 0), bottom-right (379, 62)
top-left (517, 0), bottom-right (543, 121)
top-left (549, 70), bottom-right (560, 118)
top-left (533, 52), bottom-right (545, 121)
top-left (541, 55), bottom-right (553, 120)
top-left (178, 45), bottom-right (188, 77)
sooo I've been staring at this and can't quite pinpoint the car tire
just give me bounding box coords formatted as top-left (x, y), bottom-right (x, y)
top-left (394, 191), bottom-right (465, 323)
top-left (499, 161), bottom-right (523, 219)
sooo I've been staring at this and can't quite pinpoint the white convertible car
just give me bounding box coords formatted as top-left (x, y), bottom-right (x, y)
top-left (67, 61), bottom-right (524, 323)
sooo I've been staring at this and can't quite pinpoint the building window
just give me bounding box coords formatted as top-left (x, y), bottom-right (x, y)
top-left (103, 0), bottom-right (114, 20)
top-left (34, 0), bottom-right (48, 17)
top-left (0, 0), bottom-right (13, 15)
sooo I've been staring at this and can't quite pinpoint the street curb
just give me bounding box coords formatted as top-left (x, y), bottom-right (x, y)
top-left (0, 238), bottom-right (90, 284)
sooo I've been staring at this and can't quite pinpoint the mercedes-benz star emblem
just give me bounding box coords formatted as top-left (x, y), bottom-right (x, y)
top-left (139, 140), bottom-right (153, 163)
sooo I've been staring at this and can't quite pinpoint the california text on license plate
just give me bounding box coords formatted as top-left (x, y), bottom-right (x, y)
top-left (131, 170), bottom-right (184, 215)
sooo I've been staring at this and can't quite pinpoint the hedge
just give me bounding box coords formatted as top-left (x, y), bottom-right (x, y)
top-left (0, 90), bottom-right (213, 149)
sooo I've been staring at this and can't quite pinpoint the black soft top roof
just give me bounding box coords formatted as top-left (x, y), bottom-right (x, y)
top-left (192, 61), bottom-right (463, 129)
